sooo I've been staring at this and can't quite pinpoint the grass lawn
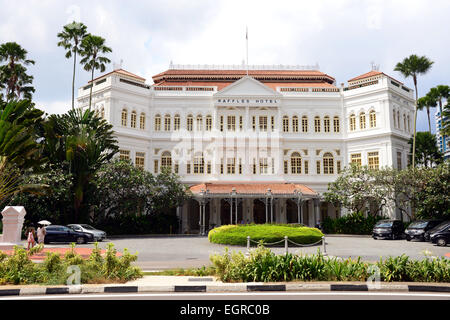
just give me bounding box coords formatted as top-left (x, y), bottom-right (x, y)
top-left (208, 224), bottom-right (324, 246)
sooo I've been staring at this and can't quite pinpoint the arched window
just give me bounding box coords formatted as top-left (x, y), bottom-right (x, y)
top-left (323, 152), bottom-right (334, 175)
top-left (193, 153), bottom-right (204, 174)
top-left (407, 115), bottom-right (411, 132)
top-left (164, 114), bottom-right (171, 131)
top-left (292, 116), bottom-right (299, 133)
top-left (369, 110), bottom-right (376, 128)
top-left (324, 116), bottom-right (330, 132)
top-left (333, 116), bottom-right (340, 133)
top-left (187, 115), bottom-right (193, 131)
top-left (154, 114), bottom-right (161, 131)
top-left (349, 114), bottom-right (356, 131)
top-left (302, 116), bottom-right (308, 132)
top-left (393, 110), bottom-right (397, 128)
top-left (174, 114), bottom-right (180, 130)
top-left (397, 110), bottom-right (400, 128)
top-left (161, 151), bottom-right (172, 170)
top-left (314, 116), bottom-right (321, 132)
top-left (140, 113), bottom-right (146, 130)
top-left (196, 115), bottom-right (203, 131)
top-left (131, 111), bottom-right (137, 128)
top-left (403, 114), bottom-right (407, 132)
top-left (290, 152), bottom-right (302, 174)
top-left (100, 107), bottom-right (105, 119)
top-left (359, 112), bottom-right (366, 129)
top-left (283, 116), bottom-right (289, 132)
top-left (121, 109), bottom-right (128, 127)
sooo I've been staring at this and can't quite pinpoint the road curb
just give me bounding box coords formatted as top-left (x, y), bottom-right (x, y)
top-left (1, 282), bottom-right (450, 297)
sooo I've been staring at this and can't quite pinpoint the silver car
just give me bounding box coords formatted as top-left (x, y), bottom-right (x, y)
top-left (67, 224), bottom-right (107, 241)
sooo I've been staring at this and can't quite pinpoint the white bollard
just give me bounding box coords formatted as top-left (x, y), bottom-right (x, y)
top-left (322, 236), bottom-right (327, 256)
top-left (284, 236), bottom-right (288, 255)
top-left (247, 236), bottom-right (250, 251)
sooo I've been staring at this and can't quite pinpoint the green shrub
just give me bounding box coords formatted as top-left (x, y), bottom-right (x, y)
top-left (321, 212), bottom-right (387, 235)
top-left (0, 243), bottom-right (143, 285)
top-left (208, 224), bottom-right (324, 246)
top-left (209, 245), bottom-right (450, 283)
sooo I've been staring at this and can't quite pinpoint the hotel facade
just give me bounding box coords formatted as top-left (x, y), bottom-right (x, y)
top-left (77, 64), bottom-right (415, 234)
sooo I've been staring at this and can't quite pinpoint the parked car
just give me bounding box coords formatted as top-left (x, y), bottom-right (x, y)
top-left (424, 221), bottom-right (450, 241)
top-left (404, 220), bottom-right (443, 241)
top-left (67, 224), bottom-right (107, 241)
top-left (372, 220), bottom-right (404, 240)
top-left (430, 223), bottom-right (450, 246)
top-left (44, 225), bottom-right (94, 244)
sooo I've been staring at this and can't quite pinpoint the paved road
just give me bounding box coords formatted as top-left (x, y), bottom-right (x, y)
top-left (27, 235), bottom-right (450, 270)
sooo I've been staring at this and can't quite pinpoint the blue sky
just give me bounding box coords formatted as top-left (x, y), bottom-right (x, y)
top-left (0, 0), bottom-right (449, 133)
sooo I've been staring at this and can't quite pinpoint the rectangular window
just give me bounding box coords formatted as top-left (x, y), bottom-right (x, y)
top-left (164, 116), bottom-right (171, 131)
top-left (135, 152), bottom-right (145, 169)
top-left (239, 158), bottom-right (242, 174)
top-left (333, 117), bottom-right (340, 133)
top-left (350, 116), bottom-right (356, 131)
top-left (154, 160), bottom-right (159, 174)
top-left (174, 116), bottom-right (180, 131)
top-left (174, 161), bottom-right (179, 174)
top-left (260, 158), bottom-right (268, 174)
top-left (220, 116), bottom-right (224, 132)
top-left (186, 163), bottom-right (191, 174)
top-left (304, 160), bottom-right (309, 174)
top-left (314, 117), bottom-right (321, 132)
top-left (316, 160), bottom-right (321, 174)
top-left (284, 160), bottom-right (288, 174)
top-left (271, 116), bottom-right (275, 131)
top-left (154, 117), bottom-right (161, 131)
top-left (252, 116), bottom-right (256, 131)
top-left (259, 116), bottom-right (267, 132)
top-left (337, 160), bottom-right (341, 174)
top-left (292, 117), bottom-right (299, 132)
top-left (194, 156), bottom-right (204, 174)
top-left (207, 161), bottom-right (211, 174)
top-left (220, 159), bottom-right (224, 174)
top-left (227, 158), bottom-right (235, 174)
top-left (271, 158), bottom-right (275, 174)
top-left (239, 116), bottom-right (243, 131)
top-left (302, 117), bottom-right (308, 132)
top-left (368, 152), bottom-right (379, 170)
top-left (397, 152), bottom-right (402, 170)
top-left (253, 158), bottom-right (257, 174)
top-left (324, 117), bottom-right (330, 132)
top-left (351, 153), bottom-right (362, 166)
top-left (119, 150), bottom-right (130, 161)
top-left (227, 116), bottom-right (236, 131)
top-left (196, 117), bottom-right (203, 131)
top-left (187, 117), bottom-right (193, 131)
top-left (283, 117), bottom-right (289, 132)
top-left (206, 116), bottom-right (212, 131)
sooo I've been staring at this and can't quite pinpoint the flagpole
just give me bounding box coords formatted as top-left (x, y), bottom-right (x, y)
top-left (246, 26), bottom-right (249, 76)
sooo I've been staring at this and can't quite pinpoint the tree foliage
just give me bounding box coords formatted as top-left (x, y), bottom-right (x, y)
top-left (408, 131), bottom-right (443, 167)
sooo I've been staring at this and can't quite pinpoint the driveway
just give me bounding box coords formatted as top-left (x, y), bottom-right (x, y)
top-left (23, 236), bottom-right (450, 270)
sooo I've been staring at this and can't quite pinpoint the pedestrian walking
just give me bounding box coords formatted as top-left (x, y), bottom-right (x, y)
top-left (26, 226), bottom-right (36, 250)
top-left (37, 224), bottom-right (46, 246)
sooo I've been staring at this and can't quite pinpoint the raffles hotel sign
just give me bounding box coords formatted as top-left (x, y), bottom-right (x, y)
top-left (214, 97), bottom-right (281, 107)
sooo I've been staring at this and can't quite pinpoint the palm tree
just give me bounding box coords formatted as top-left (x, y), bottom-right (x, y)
top-left (394, 54), bottom-right (434, 168)
top-left (417, 95), bottom-right (436, 133)
top-left (0, 42), bottom-right (35, 100)
top-left (79, 35), bottom-right (112, 109)
top-left (428, 85), bottom-right (449, 146)
top-left (57, 22), bottom-right (88, 110)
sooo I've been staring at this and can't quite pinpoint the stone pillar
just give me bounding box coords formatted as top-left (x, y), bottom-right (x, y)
top-left (181, 201), bottom-right (189, 234)
top-left (313, 199), bottom-right (320, 227)
top-left (1, 206), bottom-right (26, 245)
top-left (308, 200), bottom-right (315, 227)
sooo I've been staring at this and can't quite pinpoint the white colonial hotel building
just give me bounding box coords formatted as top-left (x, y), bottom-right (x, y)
top-left (77, 64), bottom-right (415, 234)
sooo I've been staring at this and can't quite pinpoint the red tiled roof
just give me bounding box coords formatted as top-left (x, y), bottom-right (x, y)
top-left (348, 70), bottom-right (403, 84)
top-left (152, 69), bottom-right (336, 85)
top-left (89, 68), bottom-right (146, 83)
top-left (190, 183), bottom-right (317, 196)
top-left (153, 80), bottom-right (337, 91)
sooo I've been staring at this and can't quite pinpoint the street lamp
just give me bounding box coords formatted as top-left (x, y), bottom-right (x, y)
top-left (266, 188), bottom-right (273, 223)
top-left (294, 189), bottom-right (303, 225)
top-left (231, 187), bottom-right (237, 225)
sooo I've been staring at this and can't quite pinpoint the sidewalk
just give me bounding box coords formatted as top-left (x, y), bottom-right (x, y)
top-left (0, 276), bottom-right (449, 296)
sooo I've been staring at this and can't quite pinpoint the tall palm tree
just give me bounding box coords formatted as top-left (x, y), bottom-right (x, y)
top-left (394, 54), bottom-right (434, 168)
top-left (79, 35), bottom-right (112, 110)
top-left (417, 95), bottom-right (436, 133)
top-left (428, 85), bottom-right (449, 148)
top-left (57, 22), bottom-right (88, 110)
top-left (0, 42), bottom-right (35, 100)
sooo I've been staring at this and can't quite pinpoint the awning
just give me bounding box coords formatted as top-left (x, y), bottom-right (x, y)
top-left (189, 182), bottom-right (318, 199)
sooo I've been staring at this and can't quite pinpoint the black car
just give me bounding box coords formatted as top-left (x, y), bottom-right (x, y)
top-left (424, 221), bottom-right (450, 241)
top-left (430, 224), bottom-right (450, 246)
top-left (44, 225), bottom-right (94, 244)
top-left (404, 220), bottom-right (443, 241)
top-left (372, 220), bottom-right (404, 240)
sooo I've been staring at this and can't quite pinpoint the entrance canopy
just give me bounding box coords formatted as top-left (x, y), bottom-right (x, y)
top-left (190, 182), bottom-right (318, 199)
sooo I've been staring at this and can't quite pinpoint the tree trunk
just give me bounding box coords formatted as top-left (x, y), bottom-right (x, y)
top-left (412, 78), bottom-right (418, 169)
top-left (72, 48), bottom-right (77, 110)
top-left (426, 107), bottom-right (431, 133)
top-left (89, 67), bottom-right (94, 110)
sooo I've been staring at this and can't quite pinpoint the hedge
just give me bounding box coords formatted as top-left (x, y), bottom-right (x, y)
top-left (208, 224), bottom-right (324, 246)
